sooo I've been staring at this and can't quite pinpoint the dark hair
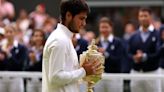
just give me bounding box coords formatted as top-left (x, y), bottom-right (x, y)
top-left (60, 0), bottom-right (90, 21)
top-left (139, 7), bottom-right (152, 14)
top-left (125, 21), bottom-right (137, 30)
top-left (98, 17), bottom-right (113, 27)
top-left (4, 24), bottom-right (15, 31)
top-left (31, 29), bottom-right (46, 46)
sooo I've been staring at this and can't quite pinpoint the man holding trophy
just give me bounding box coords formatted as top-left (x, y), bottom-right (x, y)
top-left (42, 0), bottom-right (104, 92)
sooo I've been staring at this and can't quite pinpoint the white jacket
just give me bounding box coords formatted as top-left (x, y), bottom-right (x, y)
top-left (42, 23), bottom-right (86, 92)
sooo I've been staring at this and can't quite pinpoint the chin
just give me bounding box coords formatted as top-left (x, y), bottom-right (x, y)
top-left (74, 30), bottom-right (79, 33)
top-left (72, 29), bottom-right (80, 33)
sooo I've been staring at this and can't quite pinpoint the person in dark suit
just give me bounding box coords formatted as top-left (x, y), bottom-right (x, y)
top-left (122, 22), bottom-right (136, 73)
top-left (1, 26), bottom-right (28, 72)
top-left (94, 17), bottom-right (124, 92)
top-left (129, 7), bottom-right (160, 92)
top-left (26, 51), bottom-right (42, 72)
top-left (76, 38), bottom-right (88, 57)
top-left (25, 29), bottom-right (45, 92)
top-left (158, 25), bottom-right (164, 70)
top-left (5, 43), bottom-right (28, 71)
top-left (122, 22), bottom-right (137, 92)
top-left (0, 25), bottom-right (28, 92)
top-left (158, 25), bottom-right (164, 92)
top-left (158, 25), bottom-right (164, 68)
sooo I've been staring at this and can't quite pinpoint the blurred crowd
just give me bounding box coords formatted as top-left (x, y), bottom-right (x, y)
top-left (0, 0), bottom-right (164, 92)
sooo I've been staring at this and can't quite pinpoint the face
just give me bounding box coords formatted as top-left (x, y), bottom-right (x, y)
top-left (33, 31), bottom-right (44, 46)
top-left (67, 12), bottom-right (87, 33)
top-left (138, 11), bottom-right (152, 28)
top-left (99, 22), bottom-right (112, 38)
top-left (153, 21), bottom-right (161, 30)
top-left (19, 9), bottom-right (27, 19)
top-left (5, 28), bottom-right (14, 40)
top-left (36, 5), bottom-right (45, 14)
top-left (125, 24), bottom-right (135, 34)
top-left (84, 32), bottom-right (95, 43)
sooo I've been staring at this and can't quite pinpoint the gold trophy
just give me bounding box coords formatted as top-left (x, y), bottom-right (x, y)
top-left (80, 39), bottom-right (105, 92)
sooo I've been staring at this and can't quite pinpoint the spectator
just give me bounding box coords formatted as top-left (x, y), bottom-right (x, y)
top-left (16, 9), bottom-right (30, 32)
top-left (122, 22), bottom-right (136, 73)
top-left (0, 0), bottom-right (15, 20)
top-left (72, 33), bottom-right (88, 59)
top-left (16, 9), bottom-right (32, 45)
top-left (11, 23), bottom-right (24, 45)
top-left (26, 29), bottom-right (45, 71)
top-left (2, 25), bottom-right (28, 71)
top-left (123, 22), bottom-right (136, 41)
top-left (129, 7), bottom-right (160, 92)
top-left (121, 22), bottom-right (137, 92)
top-left (23, 18), bottom-right (36, 47)
top-left (25, 29), bottom-right (45, 92)
top-left (30, 3), bottom-right (47, 29)
top-left (83, 31), bottom-right (95, 44)
top-left (94, 17), bottom-right (124, 92)
top-left (79, 28), bottom-right (87, 38)
top-left (0, 25), bottom-right (28, 92)
top-left (43, 17), bottom-right (57, 39)
top-left (158, 25), bottom-right (164, 92)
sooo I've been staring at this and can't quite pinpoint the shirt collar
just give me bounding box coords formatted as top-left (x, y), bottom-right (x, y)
top-left (75, 33), bottom-right (81, 39)
top-left (139, 24), bottom-right (155, 32)
top-left (57, 23), bottom-right (74, 38)
top-left (101, 34), bottom-right (114, 43)
top-left (13, 40), bottom-right (19, 48)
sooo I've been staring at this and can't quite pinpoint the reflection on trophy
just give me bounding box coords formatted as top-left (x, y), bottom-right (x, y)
top-left (80, 39), bottom-right (105, 92)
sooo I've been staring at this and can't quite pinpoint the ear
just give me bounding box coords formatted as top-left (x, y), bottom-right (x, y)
top-left (65, 11), bottom-right (73, 22)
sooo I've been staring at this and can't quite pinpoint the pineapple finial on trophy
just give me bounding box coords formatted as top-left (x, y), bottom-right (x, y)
top-left (88, 39), bottom-right (98, 52)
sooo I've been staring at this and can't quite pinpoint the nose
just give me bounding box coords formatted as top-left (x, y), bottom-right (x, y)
top-left (82, 20), bottom-right (86, 27)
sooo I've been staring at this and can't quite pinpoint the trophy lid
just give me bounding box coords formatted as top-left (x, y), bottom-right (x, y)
top-left (88, 39), bottom-right (98, 52)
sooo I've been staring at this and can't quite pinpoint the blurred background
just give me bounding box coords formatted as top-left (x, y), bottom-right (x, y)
top-left (9, 0), bottom-right (164, 36)
top-left (0, 0), bottom-right (164, 92)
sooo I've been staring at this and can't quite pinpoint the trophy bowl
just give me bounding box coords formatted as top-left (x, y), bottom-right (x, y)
top-left (80, 39), bottom-right (105, 92)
